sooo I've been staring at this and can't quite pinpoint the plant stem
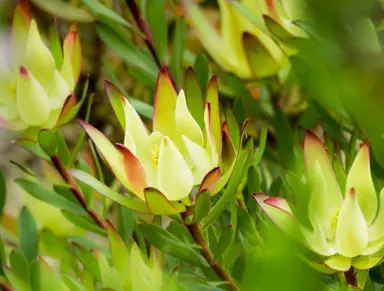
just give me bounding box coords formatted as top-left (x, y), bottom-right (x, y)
top-left (181, 209), bottom-right (240, 291)
top-left (51, 154), bottom-right (105, 229)
top-left (344, 267), bottom-right (357, 288)
top-left (124, 0), bottom-right (178, 90)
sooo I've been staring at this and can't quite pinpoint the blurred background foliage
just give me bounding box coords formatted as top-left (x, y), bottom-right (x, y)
top-left (1, 0), bottom-right (384, 290)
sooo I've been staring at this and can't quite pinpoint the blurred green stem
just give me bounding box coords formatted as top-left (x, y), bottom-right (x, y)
top-left (181, 208), bottom-right (240, 291)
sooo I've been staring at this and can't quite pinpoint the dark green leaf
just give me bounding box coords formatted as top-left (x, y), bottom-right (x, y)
top-left (147, 0), bottom-right (168, 63)
top-left (30, 260), bottom-right (40, 291)
top-left (96, 23), bottom-right (158, 81)
top-left (72, 243), bottom-right (101, 281)
top-left (53, 184), bottom-right (81, 206)
top-left (82, 0), bottom-right (133, 29)
top-left (18, 207), bottom-right (38, 263)
top-left (194, 54), bottom-right (209, 96)
top-left (118, 206), bottom-right (136, 242)
top-left (38, 129), bottom-right (57, 157)
top-left (139, 223), bottom-right (208, 267)
top-left (55, 130), bottom-right (72, 167)
top-left (171, 16), bottom-right (187, 84)
top-left (104, 80), bottom-right (126, 129)
top-left (201, 149), bottom-right (250, 230)
top-left (214, 225), bottom-right (234, 261)
top-left (273, 108), bottom-right (294, 170)
top-left (16, 179), bottom-right (86, 215)
top-left (4, 267), bottom-right (31, 291)
top-left (185, 67), bottom-right (204, 128)
top-left (225, 106), bottom-right (240, 149)
top-left (193, 190), bottom-right (210, 224)
top-left (10, 249), bottom-right (30, 284)
top-left (61, 210), bottom-right (106, 236)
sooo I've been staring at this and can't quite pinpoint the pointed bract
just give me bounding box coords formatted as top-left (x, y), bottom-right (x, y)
top-left (61, 24), bottom-right (81, 89)
top-left (157, 137), bottom-right (194, 201)
top-left (116, 143), bottom-right (148, 199)
top-left (336, 188), bottom-right (368, 258)
top-left (17, 66), bottom-right (50, 126)
top-left (144, 187), bottom-right (185, 215)
top-left (346, 143), bottom-right (377, 225)
top-left (153, 67), bottom-right (178, 139)
top-left (206, 76), bottom-right (222, 156)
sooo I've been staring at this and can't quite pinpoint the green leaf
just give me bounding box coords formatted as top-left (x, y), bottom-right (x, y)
top-left (171, 16), bottom-right (187, 84)
top-left (107, 222), bottom-right (130, 275)
top-left (16, 139), bottom-right (49, 161)
top-left (40, 229), bottom-right (71, 259)
top-left (139, 223), bottom-right (208, 267)
top-left (146, 0), bottom-right (168, 63)
top-left (194, 54), bottom-right (209, 96)
top-left (39, 259), bottom-right (65, 291)
top-left (229, 1), bottom-right (268, 34)
top-left (10, 249), bottom-right (30, 284)
top-left (201, 149), bottom-right (250, 230)
top-left (53, 184), bottom-right (81, 206)
top-left (254, 120), bottom-right (268, 167)
top-left (4, 267), bottom-right (31, 291)
top-left (30, 0), bottom-right (94, 22)
top-left (38, 129), bottom-right (57, 157)
top-left (185, 67), bottom-right (204, 128)
top-left (10, 160), bottom-right (36, 177)
top-left (55, 130), bottom-right (72, 167)
top-left (104, 60), bottom-right (154, 119)
top-left (225, 106), bottom-right (240, 149)
top-left (96, 23), bottom-right (158, 81)
top-left (144, 187), bottom-right (185, 215)
top-left (104, 80), bottom-right (126, 130)
top-left (193, 190), bottom-right (210, 224)
top-left (214, 225), bottom-right (234, 261)
top-left (73, 243), bottom-right (101, 281)
top-left (118, 206), bottom-right (136, 242)
top-left (63, 274), bottom-right (88, 291)
top-left (69, 169), bottom-right (150, 213)
top-left (273, 108), bottom-right (294, 170)
top-left (18, 207), bottom-right (38, 263)
top-left (61, 210), bottom-right (106, 236)
top-left (82, 0), bottom-right (133, 29)
top-left (0, 170), bottom-right (5, 217)
top-left (263, 15), bottom-right (295, 43)
top-left (49, 21), bottom-right (63, 69)
top-left (16, 179), bottom-right (86, 215)
top-left (30, 260), bottom-right (40, 291)
top-left (0, 236), bottom-right (6, 275)
top-left (74, 160), bottom-right (93, 207)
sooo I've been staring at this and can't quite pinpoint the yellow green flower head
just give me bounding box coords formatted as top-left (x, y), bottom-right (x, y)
top-left (0, 0), bottom-right (81, 131)
top-left (78, 68), bottom-right (225, 214)
top-left (183, 0), bottom-right (305, 79)
top-left (255, 130), bottom-right (384, 273)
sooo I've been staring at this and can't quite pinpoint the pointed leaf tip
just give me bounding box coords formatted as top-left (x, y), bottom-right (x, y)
top-left (115, 143), bottom-right (148, 198)
top-left (19, 66), bottom-right (28, 77)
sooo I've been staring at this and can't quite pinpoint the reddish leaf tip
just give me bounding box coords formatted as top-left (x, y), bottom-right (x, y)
top-left (349, 187), bottom-right (356, 198)
top-left (19, 66), bottom-right (29, 77)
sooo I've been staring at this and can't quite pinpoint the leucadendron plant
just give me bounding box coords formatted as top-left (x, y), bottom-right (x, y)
top-left (255, 130), bottom-right (384, 275)
top-left (70, 67), bottom-right (240, 215)
top-left (0, 0), bottom-right (81, 131)
top-left (184, 0), bottom-right (306, 80)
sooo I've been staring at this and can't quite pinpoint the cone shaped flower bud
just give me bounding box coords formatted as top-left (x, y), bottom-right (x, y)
top-left (78, 68), bottom-right (225, 214)
top-left (0, 1), bottom-right (81, 131)
top-left (255, 130), bottom-right (384, 272)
